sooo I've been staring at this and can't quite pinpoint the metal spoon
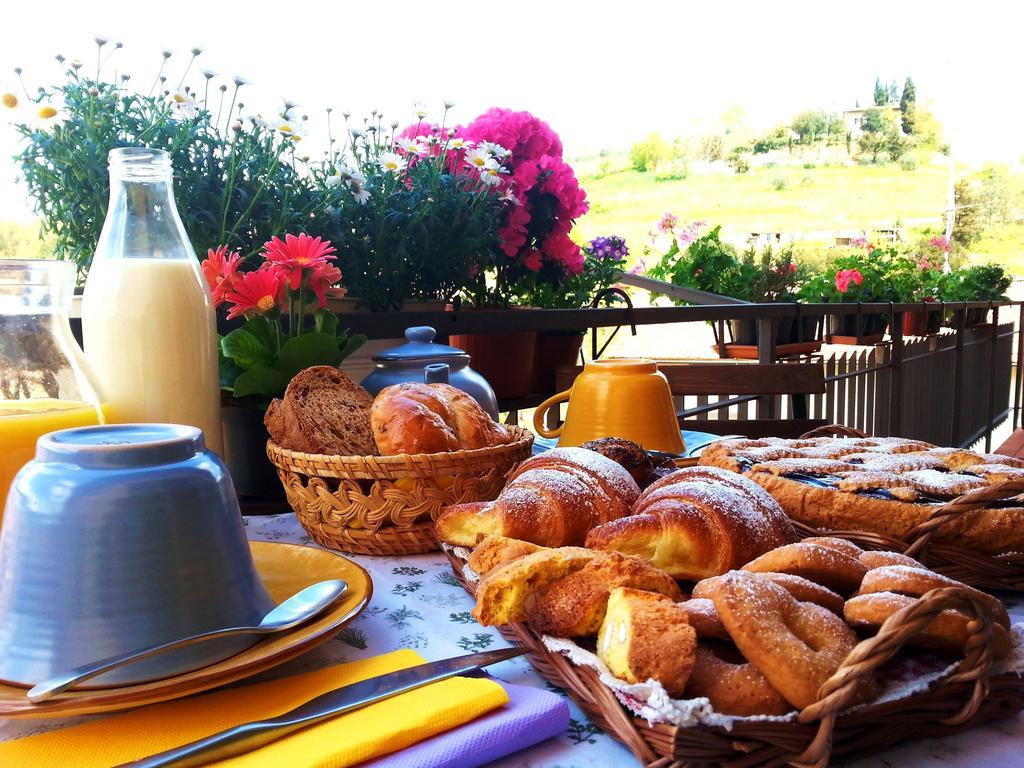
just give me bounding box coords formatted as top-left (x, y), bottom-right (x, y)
top-left (28, 579), bottom-right (348, 703)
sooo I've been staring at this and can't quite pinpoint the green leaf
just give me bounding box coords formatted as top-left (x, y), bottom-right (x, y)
top-left (313, 308), bottom-right (339, 337)
top-left (277, 332), bottom-right (345, 376)
top-left (221, 327), bottom-right (273, 369)
top-left (243, 315), bottom-right (279, 352)
top-left (232, 367), bottom-right (292, 399)
top-left (219, 353), bottom-right (245, 391)
top-left (339, 333), bottom-right (367, 360)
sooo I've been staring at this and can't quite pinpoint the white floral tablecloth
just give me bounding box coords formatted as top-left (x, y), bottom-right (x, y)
top-left (3, 511), bottom-right (1023, 768)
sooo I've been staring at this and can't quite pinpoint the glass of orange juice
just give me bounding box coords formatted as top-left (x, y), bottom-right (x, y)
top-left (0, 260), bottom-right (108, 519)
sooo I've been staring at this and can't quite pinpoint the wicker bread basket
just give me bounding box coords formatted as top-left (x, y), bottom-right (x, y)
top-left (444, 548), bottom-right (1024, 768)
top-left (267, 425), bottom-right (534, 556)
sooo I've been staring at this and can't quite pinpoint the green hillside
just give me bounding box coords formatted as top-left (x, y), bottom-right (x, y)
top-left (572, 155), bottom-right (1024, 272)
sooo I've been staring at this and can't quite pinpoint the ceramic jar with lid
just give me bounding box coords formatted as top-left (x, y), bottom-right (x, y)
top-left (360, 326), bottom-right (500, 419)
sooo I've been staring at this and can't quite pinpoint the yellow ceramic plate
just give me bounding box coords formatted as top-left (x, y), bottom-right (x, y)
top-left (0, 541), bottom-right (372, 718)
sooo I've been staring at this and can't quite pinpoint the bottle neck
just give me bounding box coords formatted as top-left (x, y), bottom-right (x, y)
top-left (94, 163), bottom-right (196, 263)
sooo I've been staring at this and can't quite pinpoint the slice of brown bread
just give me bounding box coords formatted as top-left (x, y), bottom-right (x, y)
top-left (264, 366), bottom-right (378, 456)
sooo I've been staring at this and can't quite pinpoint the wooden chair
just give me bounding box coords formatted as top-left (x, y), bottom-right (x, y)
top-left (553, 361), bottom-right (828, 439)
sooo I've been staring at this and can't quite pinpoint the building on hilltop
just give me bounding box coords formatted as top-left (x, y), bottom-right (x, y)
top-left (842, 104), bottom-right (901, 139)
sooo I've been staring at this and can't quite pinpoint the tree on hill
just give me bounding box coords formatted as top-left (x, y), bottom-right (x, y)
top-left (752, 126), bottom-right (789, 154)
top-left (791, 110), bottom-right (826, 143)
top-left (629, 133), bottom-right (671, 172)
top-left (873, 77), bottom-right (887, 106)
top-left (888, 80), bottom-right (900, 105)
top-left (861, 107), bottom-right (886, 134)
top-left (952, 179), bottom-right (984, 247)
top-left (900, 77), bottom-right (917, 134)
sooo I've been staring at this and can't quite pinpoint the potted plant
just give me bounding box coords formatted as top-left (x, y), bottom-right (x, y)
top-left (202, 234), bottom-right (366, 499)
top-left (646, 221), bottom-right (816, 354)
top-left (523, 235), bottom-right (631, 392)
top-left (798, 240), bottom-right (900, 343)
top-left (447, 108), bottom-right (590, 399)
top-left (7, 42), bottom-right (339, 283)
top-left (312, 105), bottom-right (507, 313)
top-left (939, 264), bottom-right (1012, 327)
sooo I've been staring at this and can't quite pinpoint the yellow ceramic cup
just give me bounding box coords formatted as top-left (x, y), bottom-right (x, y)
top-left (532, 359), bottom-right (686, 453)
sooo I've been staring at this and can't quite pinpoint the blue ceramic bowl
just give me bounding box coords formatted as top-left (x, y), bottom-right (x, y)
top-left (0, 424), bottom-right (275, 687)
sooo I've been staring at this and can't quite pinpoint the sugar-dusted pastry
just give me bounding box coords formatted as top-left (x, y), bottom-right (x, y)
top-left (466, 535), bottom-right (545, 577)
top-left (699, 435), bottom-right (1024, 555)
top-left (684, 644), bottom-right (792, 716)
top-left (708, 570), bottom-right (863, 710)
top-left (845, 592), bottom-right (1013, 659)
top-left (471, 547), bottom-right (680, 636)
top-left (694, 570), bottom-right (844, 615)
top-left (597, 587), bottom-right (696, 696)
top-left (529, 551), bottom-right (682, 637)
top-left (742, 541), bottom-right (868, 594)
top-left (436, 448), bottom-right (640, 547)
top-left (585, 466), bottom-right (797, 580)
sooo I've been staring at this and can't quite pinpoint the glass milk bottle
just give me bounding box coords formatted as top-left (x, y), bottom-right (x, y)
top-left (82, 147), bottom-right (223, 455)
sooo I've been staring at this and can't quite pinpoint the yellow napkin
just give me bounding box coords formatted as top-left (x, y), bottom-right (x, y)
top-left (0, 650), bottom-right (508, 768)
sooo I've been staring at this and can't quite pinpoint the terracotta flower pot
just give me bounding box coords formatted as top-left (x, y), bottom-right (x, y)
top-left (529, 331), bottom-right (585, 394)
top-left (449, 330), bottom-right (537, 400)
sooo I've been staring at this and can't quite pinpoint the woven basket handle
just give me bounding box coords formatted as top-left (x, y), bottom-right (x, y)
top-left (902, 479), bottom-right (1024, 559)
top-left (799, 424), bottom-right (868, 439)
top-left (788, 586), bottom-right (995, 768)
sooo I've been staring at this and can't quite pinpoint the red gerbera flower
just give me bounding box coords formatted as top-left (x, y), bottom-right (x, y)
top-left (261, 233), bottom-right (337, 290)
top-left (307, 262), bottom-right (342, 308)
top-left (225, 268), bottom-right (286, 320)
top-left (201, 245), bottom-right (242, 306)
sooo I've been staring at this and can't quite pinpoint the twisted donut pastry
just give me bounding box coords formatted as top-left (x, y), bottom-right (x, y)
top-left (742, 541), bottom-right (868, 594)
top-left (858, 550), bottom-right (923, 570)
top-left (693, 571), bottom-right (844, 615)
top-left (680, 598), bottom-right (730, 640)
top-left (684, 644), bottom-right (792, 716)
top-left (845, 592), bottom-right (1014, 659)
top-left (709, 570), bottom-right (863, 709)
top-left (857, 565), bottom-right (1010, 629)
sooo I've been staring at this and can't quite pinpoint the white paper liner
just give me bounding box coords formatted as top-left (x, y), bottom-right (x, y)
top-left (542, 624), bottom-right (1024, 731)
top-left (442, 543), bottom-right (480, 583)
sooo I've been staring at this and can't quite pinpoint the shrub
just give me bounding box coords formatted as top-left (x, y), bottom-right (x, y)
top-left (629, 133), bottom-right (671, 172)
top-left (803, 162), bottom-right (816, 169)
top-left (899, 157), bottom-right (918, 171)
top-left (771, 176), bottom-right (789, 191)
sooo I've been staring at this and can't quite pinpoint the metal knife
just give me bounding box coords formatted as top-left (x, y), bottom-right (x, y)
top-left (118, 646), bottom-right (527, 768)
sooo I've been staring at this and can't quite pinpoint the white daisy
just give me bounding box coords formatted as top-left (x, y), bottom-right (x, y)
top-left (378, 152), bottom-right (407, 173)
top-left (351, 183), bottom-right (371, 204)
top-left (413, 103), bottom-right (427, 119)
top-left (464, 147), bottom-right (497, 171)
top-left (326, 173), bottom-right (343, 188)
top-left (499, 188), bottom-right (520, 205)
top-left (448, 137), bottom-right (473, 151)
top-left (395, 137), bottom-right (427, 156)
top-left (479, 141), bottom-right (510, 159)
top-left (479, 167), bottom-right (503, 186)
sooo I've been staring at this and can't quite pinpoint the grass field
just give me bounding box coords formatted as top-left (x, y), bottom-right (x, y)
top-left (572, 154), bottom-right (1024, 272)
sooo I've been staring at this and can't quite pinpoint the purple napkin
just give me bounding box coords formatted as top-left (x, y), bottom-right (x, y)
top-left (361, 680), bottom-right (569, 768)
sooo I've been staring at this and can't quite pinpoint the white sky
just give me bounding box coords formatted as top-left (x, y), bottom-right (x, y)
top-left (2, 0), bottom-right (1022, 220)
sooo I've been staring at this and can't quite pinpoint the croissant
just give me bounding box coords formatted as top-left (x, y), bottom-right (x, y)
top-left (434, 447), bottom-right (641, 547)
top-left (584, 466), bottom-right (797, 579)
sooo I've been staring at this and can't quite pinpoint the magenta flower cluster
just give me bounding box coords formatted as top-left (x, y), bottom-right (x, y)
top-left (463, 108), bottom-right (589, 275)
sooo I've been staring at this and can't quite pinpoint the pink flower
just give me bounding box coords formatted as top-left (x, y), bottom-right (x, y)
top-left (850, 236), bottom-right (872, 249)
top-left (657, 212), bottom-right (678, 234)
top-left (201, 245), bottom-right (242, 306)
top-left (224, 268), bottom-right (286, 321)
top-left (629, 258), bottom-right (648, 275)
top-left (929, 235), bottom-right (951, 253)
top-left (463, 108), bottom-right (562, 165)
top-left (676, 221), bottom-right (705, 247)
top-left (835, 269), bottom-right (864, 294)
top-left (308, 262), bottom-right (342, 308)
top-left (522, 249), bottom-right (543, 272)
top-left (262, 233), bottom-right (337, 290)
top-left (788, 262), bottom-right (798, 273)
